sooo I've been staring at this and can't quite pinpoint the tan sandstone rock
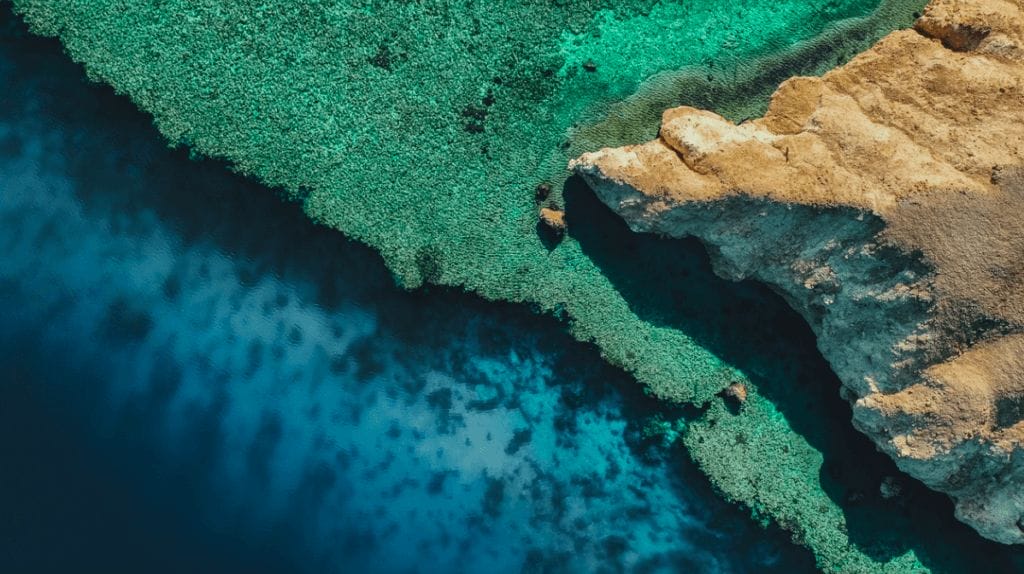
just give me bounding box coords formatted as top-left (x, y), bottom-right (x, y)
top-left (539, 207), bottom-right (567, 233)
top-left (572, 0), bottom-right (1024, 544)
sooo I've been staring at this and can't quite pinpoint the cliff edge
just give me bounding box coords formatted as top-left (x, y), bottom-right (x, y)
top-left (572, 0), bottom-right (1024, 544)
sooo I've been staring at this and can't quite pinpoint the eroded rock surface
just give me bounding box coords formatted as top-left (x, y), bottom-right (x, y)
top-left (572, 0), bottom-right (1024, 544)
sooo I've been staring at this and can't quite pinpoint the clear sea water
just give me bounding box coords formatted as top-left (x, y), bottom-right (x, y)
top-left (0, 11), bottom-right (816, 574)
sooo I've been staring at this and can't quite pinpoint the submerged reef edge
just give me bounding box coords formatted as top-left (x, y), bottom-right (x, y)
top-left (10, 0), bottom-right (1023, 571)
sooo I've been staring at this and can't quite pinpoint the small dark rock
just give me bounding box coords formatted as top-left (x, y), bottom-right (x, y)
top-left (880, 475), bottom-right (903, 500)
top-left (369, 45), bottom-right (392, 70)
top-left (535, 183), bottom-right (551, 202)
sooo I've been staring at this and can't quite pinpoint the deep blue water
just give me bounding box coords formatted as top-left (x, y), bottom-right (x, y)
top-left (0, 9), bottom-right (817, 573)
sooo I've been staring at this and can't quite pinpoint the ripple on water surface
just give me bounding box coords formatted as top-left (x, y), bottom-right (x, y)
top-left (0, 13), bottom-right (815, 574)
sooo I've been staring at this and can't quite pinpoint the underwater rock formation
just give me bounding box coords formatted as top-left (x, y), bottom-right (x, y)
top-left (539, 207), bottom-right (567, 233)
top-left (573, 0), bottom-right (1024, 545)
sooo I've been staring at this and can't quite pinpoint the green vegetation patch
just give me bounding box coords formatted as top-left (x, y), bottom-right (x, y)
top-left (15, 0), bottom-right (1020, 571)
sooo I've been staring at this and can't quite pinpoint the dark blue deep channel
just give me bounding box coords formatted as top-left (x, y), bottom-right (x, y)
top-left (0, 8), bottom-right (821, 574)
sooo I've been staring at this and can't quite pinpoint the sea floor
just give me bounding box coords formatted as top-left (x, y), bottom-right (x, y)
top-left (7, 3), bottom-right (1024, 572)
top-left (4, 1), bottom-right (959, 570)
top-left (0, 19), bottom-right (817, 573)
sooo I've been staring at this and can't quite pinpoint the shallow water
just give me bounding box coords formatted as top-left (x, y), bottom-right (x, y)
top-left (0, 16), bottom-right (817, 574)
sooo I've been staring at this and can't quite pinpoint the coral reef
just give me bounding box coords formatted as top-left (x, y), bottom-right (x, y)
top-left (573, 0), bottom-right (1024, 545)
top-left (19, 0), bottom-right (1024, 569)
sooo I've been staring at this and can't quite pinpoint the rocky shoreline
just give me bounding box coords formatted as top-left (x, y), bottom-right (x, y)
top-left (573, 0), bottom-right (1024, 544)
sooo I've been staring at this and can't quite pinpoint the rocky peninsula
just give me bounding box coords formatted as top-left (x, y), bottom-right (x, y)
top-left (574, 0), bottom-right (1024, 544)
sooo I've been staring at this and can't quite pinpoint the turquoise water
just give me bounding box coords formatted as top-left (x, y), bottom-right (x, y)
top-left (12, 1), bottom-right (971, 568)
top-left (0, 17), bottom-right (817, 573)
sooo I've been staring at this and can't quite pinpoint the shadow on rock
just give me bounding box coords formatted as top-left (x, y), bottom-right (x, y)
top-left (563, 174), bottom-right (1024, 572)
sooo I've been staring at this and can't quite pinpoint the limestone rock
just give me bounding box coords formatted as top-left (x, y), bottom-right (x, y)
top-left (539, 207), bottom-right (566, 233)
top-left (572, 0), bottom-right (1024, 544)
top-left (721, 382), bottom-right (748, 405)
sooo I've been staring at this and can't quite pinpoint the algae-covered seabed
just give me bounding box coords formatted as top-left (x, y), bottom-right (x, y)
top-left (10, 0), bottom-right (1022, 571)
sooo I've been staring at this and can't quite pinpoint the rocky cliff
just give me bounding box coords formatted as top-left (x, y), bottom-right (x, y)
top-left (572, 0), bottom-right (1024, 545)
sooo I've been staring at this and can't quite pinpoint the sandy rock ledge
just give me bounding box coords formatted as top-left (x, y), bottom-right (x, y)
top-left (572, 0), bottom-right (1024, 545)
